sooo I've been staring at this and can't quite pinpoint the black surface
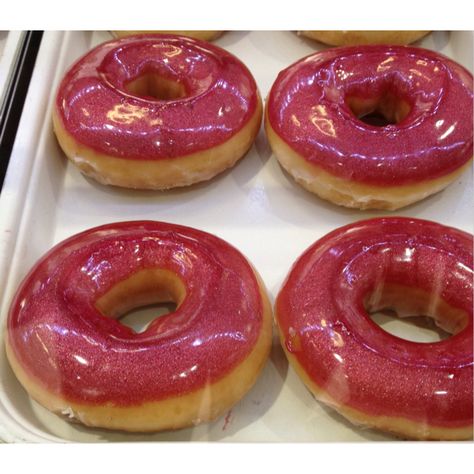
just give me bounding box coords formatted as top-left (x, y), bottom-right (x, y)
top-left (0, 31), bottom-right (43, 191)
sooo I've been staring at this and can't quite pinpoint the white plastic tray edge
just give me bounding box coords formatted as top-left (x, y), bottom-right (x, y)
top-left (0, 32), bottom-right (66, 302)
top-left (0, 31), bottom-right (68, 443)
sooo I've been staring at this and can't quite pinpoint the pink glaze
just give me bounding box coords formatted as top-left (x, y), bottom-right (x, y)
top-left (55, 35), bottom-right (259, 159)
top-left (267, 46), bottom-right (473, 185)
top-left (7, 222), bottom-right (263, 406)
top-left (276, 218), bottom-right (473, 428)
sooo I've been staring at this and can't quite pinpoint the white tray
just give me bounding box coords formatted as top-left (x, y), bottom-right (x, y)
top-left (0, 31), bottom-right (472, 443)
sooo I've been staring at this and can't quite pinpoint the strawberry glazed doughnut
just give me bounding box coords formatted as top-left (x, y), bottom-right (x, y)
top-left (113, 31), bottom-right (223, 41)
top-left (53, 34), bottom-right (262, 190)
top-left (6, 221), bottom-right (272, 432)
top-left (276, 217), bottom-right (473, 440)
top-left (265, 45), bottom-right (473, 210)
top-left (299, 31), bottom-right (429, 46)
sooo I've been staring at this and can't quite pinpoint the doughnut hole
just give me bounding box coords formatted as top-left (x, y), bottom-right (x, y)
top-left (125, 73), bottom-right (187, 100)
top-left (346, 92), bottom-right (411, 127)
top-left (95, 268), bottom-right (186, 333)
top-left (364, 283), bottom-right (469, 342)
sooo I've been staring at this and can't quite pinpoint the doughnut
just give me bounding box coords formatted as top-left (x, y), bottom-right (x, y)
top-left (6, 221), bottom-right (272, 432)
top-left (275, 217), bottom-right (473, 440)
top-left (113, 31), bottom-right (223, 41)
top-left (53, 34), bottom-right (262, 190)
top-left (265, 45), bottom-right (473, 210)
top-left (299, 31), bottom-right (429, 46)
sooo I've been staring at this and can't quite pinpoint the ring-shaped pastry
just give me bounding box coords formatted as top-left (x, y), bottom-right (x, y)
top-left (6, 221), bottom-right (272, 432)
top-left (265, 45), bottom-right (473, 210)
top-left (53, 34), bottom-right (262, 189)
top-left (275, 217), bottom-right (473, 440)
top-left (113, 31), bottom-right (223, 42)
top-left (299, 31), bottom-right (429, 46)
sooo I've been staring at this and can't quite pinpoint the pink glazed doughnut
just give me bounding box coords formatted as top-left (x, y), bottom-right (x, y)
top-left (276, 217), bottom-right (473, 440)
top-left (6, 221), bottom-right (272, 432)
top-left (265, 45), bottom-right (473, 210)
top-left (299, 31), bottom-right (429, 46)
top-left (53, 34), bottom-right (262, 189)
top-left (113, 31), bottom-right (223, 42)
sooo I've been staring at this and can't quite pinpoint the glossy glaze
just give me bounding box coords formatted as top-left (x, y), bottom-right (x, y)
top-left (276, 218), bottom-right (473, 427)
top-left (55, 35), bottom-right (259, 159)
top-left (7, 221), bottom-right (263, 405)
top-left (267, 46), bottom-right (473, 185)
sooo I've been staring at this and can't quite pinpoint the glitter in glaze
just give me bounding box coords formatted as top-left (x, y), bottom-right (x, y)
top-left (267, 45), bottom-right (473, 185)
top-left (7, 221), bottom-right (264, 406)
top-left (55, 35), bottom-right (259, 159)
top-left (276, 217), bottom-right (473, 429)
